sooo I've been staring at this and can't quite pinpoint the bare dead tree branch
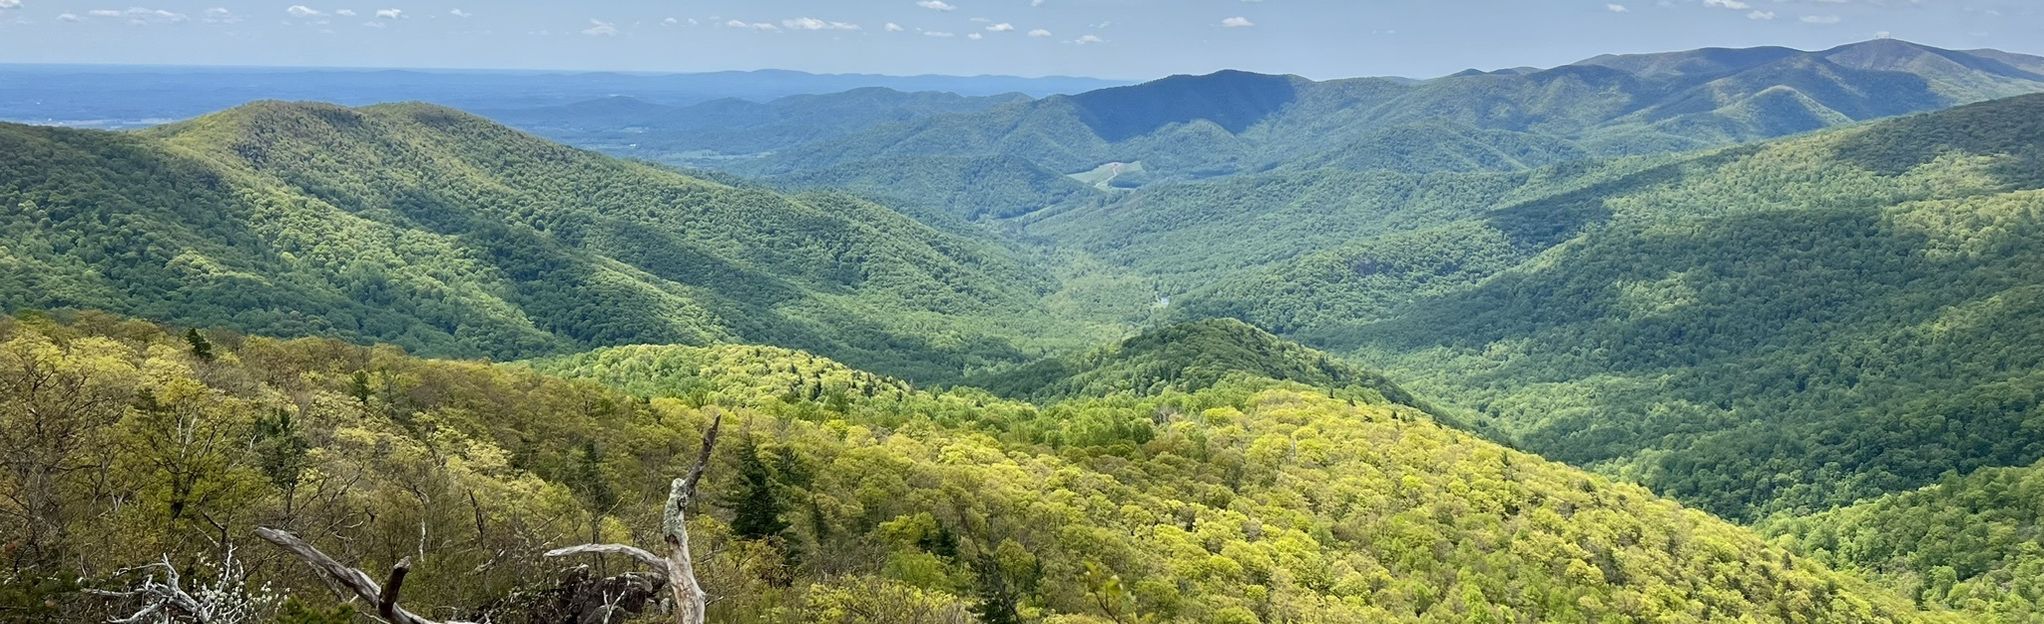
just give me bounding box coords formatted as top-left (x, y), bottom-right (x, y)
top-left (548, 410), bottom-right (722, 624)
top-left (83, 558), bottom-right (202, 624)
top-left (542, 544), bottom-right (668, 576)
top-left (378, 557), bottom-right (411, 623)
top-left (253, 527), bottom-right (472, 624)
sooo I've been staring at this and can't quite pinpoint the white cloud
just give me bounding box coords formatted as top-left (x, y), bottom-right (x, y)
top-left (783, 17), bottom-right (860, 30)
top-left (1027, 28), bottom-right (1051, 37)
top-left (884, 22), bottom-right (905, 31)
top-left (1606, 4), bottom-right (1629, 13)
top-left (89, 7), bottom-right (185, 23)
top-left (917, 0), bottom-right (956, 11)
top-left (448, 8), bottom-right (471, 18)
top-left (1702, 0), bottom-right (1749, 9)
top-left (375, 8), bottom-right (400, 19)
top-left (1801, 14), bottom-right (1841, 24)
top-left (58, 12), bottom-right (79, 21)
top-left (724, 19), bottom-right (779, 31)
top-left (1747, 10), bottom-right (1774, 20)
top-left (582, 18), bottom-right (616, 36)
top-left (1072, 34), bottom-right (1104, 45)
top-left (0, 0), bottom-right (20, 10)
top-left (1220, 16), bottom-right (1254, 28)
top-left (924, 30), bottom-right (955, 37)
top-left (286, 5), bottom-right (322, 17)
top-left (967, 32), bottom-right (983, 39)
top-left (986, 22), bottom-right (1014, 31)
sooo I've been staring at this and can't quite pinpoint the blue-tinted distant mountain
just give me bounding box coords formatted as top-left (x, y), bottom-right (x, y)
top-left (481, 88), bottom-right (1034, 159)
top-left (716, 40), bottom-right (2044, 191)
top-left (0, 64), bottom-right (1124, 128)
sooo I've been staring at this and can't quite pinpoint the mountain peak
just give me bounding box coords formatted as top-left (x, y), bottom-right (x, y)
top-left (1063, 70), bottom-right (1305, 141)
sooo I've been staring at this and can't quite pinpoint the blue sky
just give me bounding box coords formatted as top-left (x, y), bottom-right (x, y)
top-left (0, 0), bottom-right (2037, 80)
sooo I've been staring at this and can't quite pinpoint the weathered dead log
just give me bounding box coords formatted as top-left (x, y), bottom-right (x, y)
top-left (253, 527), bottom-right (472, 624)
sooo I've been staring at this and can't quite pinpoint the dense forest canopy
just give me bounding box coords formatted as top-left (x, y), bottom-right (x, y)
top-left (0, 313), bottom-right (1959, 623)
top-left (7, 38), bottom-right (2044, 624)
top-left (0, 102), bottom-right (1145, 384)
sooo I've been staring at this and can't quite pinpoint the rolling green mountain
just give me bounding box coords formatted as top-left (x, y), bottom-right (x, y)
top-left (0, 100), bottom-right (1127, 382)
top-left (1164, 93), bottom-right (2044, 524)
top-left (961, 319), bottom-right (1426, 410)
top-left (0, 312), bottom-right (1960, 623)
top-left (705, 40), bottom-right (2044, 200)
top-left (1765, 459), bottom-right (2044, 623)
top-left (770, 154), bottom-right (1101, 222)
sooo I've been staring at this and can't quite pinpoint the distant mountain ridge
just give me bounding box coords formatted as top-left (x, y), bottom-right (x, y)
top-left (0, 64), bottom-right (1126, 128)
top-left (680, 40), bottom-right (2044, 204)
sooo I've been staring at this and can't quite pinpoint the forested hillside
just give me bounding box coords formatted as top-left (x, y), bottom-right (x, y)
top-left (964, 319), bottom-right (1425, 411)
top-left (0, 101), bottom-right (1138, 382)
top-left (0, 313), bottom-right (1959, 623)
top-left (1164, 93), bottom-right (2044, 525)
top-left (1765, 459), bottom-right (2044, 623)
top-left (8, 35), bottom-right (2044, 624)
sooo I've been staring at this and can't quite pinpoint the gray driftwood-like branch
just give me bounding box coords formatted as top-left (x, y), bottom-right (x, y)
top-left (541, 543), bottom-right (668, 574)
top-left (546, 410), bottom-right (723, 624)
top-left (84, 557), bottom-right (205, 624)
top-left (254, 527), bottom-right (473, 624)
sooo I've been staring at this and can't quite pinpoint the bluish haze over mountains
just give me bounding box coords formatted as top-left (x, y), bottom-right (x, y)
top-left (0, 0), bottom-right (2038, 79)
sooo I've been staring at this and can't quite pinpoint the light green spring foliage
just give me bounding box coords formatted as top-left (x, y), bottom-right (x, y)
top-left (1129, 94), bottom-right (2044, 528)
top-left (0, 312), bottom-right (1958, 623)
top-left (1763, 458), bottom-right (2044, 624)
top-left (961, 319), bottom-right (1427, 412)
top-left (0, 101), bottom-right (1128, 383)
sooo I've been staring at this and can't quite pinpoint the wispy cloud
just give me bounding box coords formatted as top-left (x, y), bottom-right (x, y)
top-left (917, 0), bottom-right (956, 11)
top-left (783, 17), bottom-right (860, 31)
top-left (86, 6), bottom-right (187, 23)
top-left (1221, 16), bottom-right (1254, 28)
top-left (581, 18), bottom-right (616, 36)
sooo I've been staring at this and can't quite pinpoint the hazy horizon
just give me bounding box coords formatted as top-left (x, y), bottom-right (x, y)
top-left (1, 0), bottom-right (2039, 81)
top-left (5, 36), bottom-right (2037, 84)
